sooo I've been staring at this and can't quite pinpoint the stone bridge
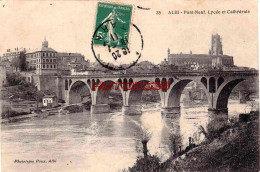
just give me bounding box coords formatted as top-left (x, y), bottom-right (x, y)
top-left (58, 70), bottom-right (258, 115)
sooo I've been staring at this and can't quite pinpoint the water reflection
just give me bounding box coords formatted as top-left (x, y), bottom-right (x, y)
top-left (1, 100), bottom-right (254, 172)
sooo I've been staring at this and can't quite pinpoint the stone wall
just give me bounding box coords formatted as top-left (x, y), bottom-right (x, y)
top-left (32, 75), bottom-right (64, 100)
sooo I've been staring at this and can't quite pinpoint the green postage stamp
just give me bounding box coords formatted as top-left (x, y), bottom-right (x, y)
top-left (94, 2), bottom-right (133, 48)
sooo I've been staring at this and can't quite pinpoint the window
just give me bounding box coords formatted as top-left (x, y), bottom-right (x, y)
top-left (54, 65), bottom-right (56, 68)
top-left (47, 65), bottom-right (49, 68)
top-left (50, 59), bottom-right (52, 63)
top-left (43, 65), bottom-right (45, 68)
top-left (53, 59), bottom-right (56, 63)
top-left (46, 59), bottom-right (49, 62)
top-left (43, 53), bottom-right (45, 57)
top-left (43, 59), bottom-right (45, 62)
top-left (44, 100), bottom-right (46, 103)
top-left (50, 65), bottom-right (52, 68)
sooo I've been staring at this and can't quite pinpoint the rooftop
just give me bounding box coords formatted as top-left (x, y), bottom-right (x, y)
top-left (43, 95), bottom-right (56, 98)
top-left (57, 52), bottom-right (84, 57)
top-left (168, 53), bottom-right (232, 58)
top-left (26, 47), bottom-right (57, 54)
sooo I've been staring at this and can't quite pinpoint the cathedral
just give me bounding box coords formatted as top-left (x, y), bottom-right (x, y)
top-left (166, 34), bottom-right (234, 70)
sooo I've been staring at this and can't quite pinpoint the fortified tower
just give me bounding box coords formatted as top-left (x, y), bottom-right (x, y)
top-left (209, 34), bottom-right (223, 55)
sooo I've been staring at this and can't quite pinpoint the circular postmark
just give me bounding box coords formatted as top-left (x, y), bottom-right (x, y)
top-left (91, 19), bottom-right (143, 70)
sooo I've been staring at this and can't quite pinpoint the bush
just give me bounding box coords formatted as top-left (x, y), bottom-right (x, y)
top-left (128, 155), bottom-right (161, 172)
top-left (6, 72), bottom-right (25, 86)
top-left (58, 99), bottom-right (66, 103)
top-left (3, 73), bottom-right (44, 102)
top-left (2, 106), bottom-right (28, 119)
top-left (64, 105), bottom-right (83, 113)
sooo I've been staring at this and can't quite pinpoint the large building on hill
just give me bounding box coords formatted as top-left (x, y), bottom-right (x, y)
top-left (2, 47), bottom-right (27, 62)
top-left (25, 38), bottom-right (58, 75)
top-left (165, 34), bottom-right (234, 70)
top-left (57, 52), bottom-right (89, 75)
top-left (23, 38), bottom-right (90, 75)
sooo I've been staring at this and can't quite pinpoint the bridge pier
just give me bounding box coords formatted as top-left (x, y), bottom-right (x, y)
top-left (122, 105), bottom-right (142, 115)
top-left (207, 110), bottom-right (228, 131)
top-left (239, 91), bottom-right (247, 104)
top-left (91, 104), bottom-right (110, 114)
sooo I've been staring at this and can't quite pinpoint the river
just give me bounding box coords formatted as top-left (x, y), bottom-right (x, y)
top-left (1, 100), bottom-right (255, 172)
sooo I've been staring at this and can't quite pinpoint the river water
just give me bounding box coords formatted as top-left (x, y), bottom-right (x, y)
top-left (1, 100), bottom-right (255, 172)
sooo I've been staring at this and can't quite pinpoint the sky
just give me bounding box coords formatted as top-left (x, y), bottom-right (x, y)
top-left (0, 0), bottom-right (258, 69)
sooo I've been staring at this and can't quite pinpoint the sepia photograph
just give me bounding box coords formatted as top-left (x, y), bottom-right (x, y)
top-left (0, 0), bottom-right (259, 171)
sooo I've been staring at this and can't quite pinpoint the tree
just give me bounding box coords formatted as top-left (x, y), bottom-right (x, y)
top-left (11, 57), bottom-right (20, 71)
top-left (10, 55), bottom-right (27, 71)
top-left (19, 55), bottom-right (27, 71)
top-left (35, 90), bottom-right (44, 109)
top-left (6, 72), bottom-right (25, 86)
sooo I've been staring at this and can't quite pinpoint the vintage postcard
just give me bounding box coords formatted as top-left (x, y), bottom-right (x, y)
top-left (0, 0), bottom-right (259, 171)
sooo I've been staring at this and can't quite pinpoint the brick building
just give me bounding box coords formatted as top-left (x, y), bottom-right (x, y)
top-left (166, 34), bottom-right (234, 70)
top-left (2, 47), bottom-right (27, 62)
top-left (57, 52), bottom-right (89, 75)
top-left (25, 38), bottom-right (58, 75)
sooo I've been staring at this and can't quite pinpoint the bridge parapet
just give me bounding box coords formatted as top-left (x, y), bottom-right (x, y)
top-left (61, 69), bottom-right (258, 115)
top-left (61, 70), bottom-right (258, 79)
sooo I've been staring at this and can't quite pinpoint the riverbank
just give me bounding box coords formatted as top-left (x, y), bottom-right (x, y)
top-left (0, 94), bottom-right (160, 123)
top-left (1, 113), bottom-right (38, 123)
top-left (128, 111), bottom-right (259, 171)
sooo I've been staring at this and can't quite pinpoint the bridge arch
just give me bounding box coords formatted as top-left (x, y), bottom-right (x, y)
top-left (65, 79), bottom-right (69, 90)
top-left (166, 79), bottom-right (192, 108)
top-left (165, 78), bottom-right (210, 109)
top-left (217, 77), bottom-right (224, 88)
top-left (214, 78), bottom-right (245, 111)
top-left (68, 80), bottom-right (92, 104)
top-left (201, 77), bottom-right (207, 88)
top-left (96, 80), bottom-right (123, 105)
top-left (209, 77), bottom-right (216, 93)
top-left (128, 79), bottom-right (161, 106)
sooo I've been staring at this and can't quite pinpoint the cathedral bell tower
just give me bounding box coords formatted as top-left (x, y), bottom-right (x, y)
top-left (209, 34), bottom-right (223, 55)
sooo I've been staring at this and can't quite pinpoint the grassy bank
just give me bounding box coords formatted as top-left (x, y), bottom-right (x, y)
top-left (1, 73), bottom-right (44, 119)
top-left (127, 111), bottom-right (259, 172)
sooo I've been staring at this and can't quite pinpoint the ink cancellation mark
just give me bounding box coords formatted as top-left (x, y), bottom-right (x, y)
top-left (92, 2), bottom-right (144, 70)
